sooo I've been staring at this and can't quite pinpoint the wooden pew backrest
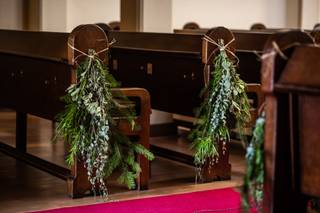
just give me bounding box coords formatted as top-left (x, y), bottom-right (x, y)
top-left (261, 30), bottom-right (316, 212)
top-left (0, 29), bottom-right (68, 61)
top-left (0, 30), bottom-right (71, 120)
top-left (67, 25), bottom-right (152, 195)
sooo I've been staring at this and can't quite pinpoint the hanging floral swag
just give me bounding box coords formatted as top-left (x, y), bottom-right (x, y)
top-left (242, 110), bottom-right (320, 213)
top-left (189, 39), bottom-right (251, 168)
top-left (242, 111), bottom-right (265, 211)
top-left (54, 49), bottom-right (154, 197)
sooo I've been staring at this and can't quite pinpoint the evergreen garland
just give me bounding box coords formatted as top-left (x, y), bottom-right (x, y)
top-left (309, 199), bottom-right (320, 212)
top-left (242, 112), bottom-right (320, 213)
top-left (242, 112), bottom-right (265, 211)
top-left (55, 49), bottom-right (154, 197)
top-left (189, 40), bottom-right (251, 167)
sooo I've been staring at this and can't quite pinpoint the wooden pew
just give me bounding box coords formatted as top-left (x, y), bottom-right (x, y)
top-left (0, 24), bottom-right (151, 197)
top-left (107, 29), bottom-right (268, 115)
top-left (261, 31), bottom-right (318, 212)
top-left (108, 31), bottom-right (203, 116)
top-left (104, 28), bottom-right (266, 181)
top-left (173, 28), bottom-right (272, 84)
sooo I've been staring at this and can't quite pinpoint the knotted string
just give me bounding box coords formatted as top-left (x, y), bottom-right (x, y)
top-left (202, 34), bottom-right (238, 86)
top-left (68, 38), bottom-right (116, 64)
top-left (255, 41), bottom-right (301, 61)
top-left (260, 41), bottom-right (288, 60)
top-left (203, 34), bottom-right (239, 65)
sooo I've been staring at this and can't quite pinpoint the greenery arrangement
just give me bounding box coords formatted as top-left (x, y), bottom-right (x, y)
top-left (55, 49), bottom-right (154, 197)
top-left (189, 40), bottom-right (251, 167)
top-left (308, 199), bottom-right (320, 213)
top-left (242, 112), bottom-right (265, 211)
top-left (242, 112), bottom-right (320, 213)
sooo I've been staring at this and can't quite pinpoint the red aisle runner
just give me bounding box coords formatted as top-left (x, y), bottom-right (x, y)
top-left (33, 188), bottom-right (256, 213)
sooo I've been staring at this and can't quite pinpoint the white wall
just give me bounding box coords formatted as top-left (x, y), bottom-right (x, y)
top-left (0, 0), bottom-right (23, 30)
top-left (40, 0), bottom-right (310, 33)
top-left (66, 0), bottom-right (120, 32)
top-left (143, 0), bottom-right (172, 33)
top-left (172, 0), bottom-right (287, 30)
top-left (301, 0), bottom-right (319, 29)
top-left (41, 0), bottom-right (67, 32)
top-left (41, 0), bottom-right (120, 32)
top-left (3, 0), bottom-right (320, 32)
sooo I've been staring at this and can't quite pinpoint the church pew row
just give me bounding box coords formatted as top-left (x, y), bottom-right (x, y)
top-left (261, 31), bottom-right (319, 212)
top-left (0, 25), bottom-right (151, 197)
top-left (175, 26), bottom-right (320, 211)
top-left (0, 26), bottom-right (268, 188)
top-left (103, 29), bottom-right (267, 171)
top-left (108, 30), bottom-right (270, 105)
top-left (1, 25), bottom-right (307, 195)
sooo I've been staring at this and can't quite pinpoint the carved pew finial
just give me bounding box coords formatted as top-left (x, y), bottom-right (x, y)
top-left (183, 22), bottom-right (200, 30)
top-left (260, 30), bottom-right (316, 212)
top-left (250, 23), bottom-right (267, 30)
top-left (68, 24), bottom-right (109, 65)
top-left (202, 27), bottom-right (236, 85)
top-left (68, 24), bottom-right (110, 84)
top-left (261, 30), bottom-right (314, 93)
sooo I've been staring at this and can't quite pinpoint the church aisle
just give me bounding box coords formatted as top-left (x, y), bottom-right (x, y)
top-left (0, 112), bottom-right (245, 213)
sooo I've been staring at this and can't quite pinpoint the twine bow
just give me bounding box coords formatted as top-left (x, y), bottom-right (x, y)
top-left (202, 34), bottom-right (238, 86)
top-left (256, 41), bottom-right (302, 61)
top-left (260, 41), bottom-right (288, 60)
top-left (203, 34), bottom-right (239, 65)
top-left (68, 38), bottom-right (116, 64)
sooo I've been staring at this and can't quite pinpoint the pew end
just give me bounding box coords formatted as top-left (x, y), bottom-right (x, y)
top-left (262, 30), bottom-right (318, 212)
top-left (66, 25), bottom-right (152, 196)
top-left (0, 24), bottom-right (152, 198)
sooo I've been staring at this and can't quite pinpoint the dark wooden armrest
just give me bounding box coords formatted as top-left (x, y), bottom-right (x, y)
top-left (112, 87), bottom-right (151, 190)
top-left (246, 83), bottom-right (264, 127)
top-left (112, 88), bottom-right (151, 136)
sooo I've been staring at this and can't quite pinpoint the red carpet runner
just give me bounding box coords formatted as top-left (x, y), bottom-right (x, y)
top-left (34, 188), bottom-right (256, 213)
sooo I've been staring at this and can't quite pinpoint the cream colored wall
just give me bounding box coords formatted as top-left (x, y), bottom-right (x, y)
top-left (0, 0), bottom-right (23, 30)
top-left (172, 0), bottom-right (287, 30)
top-left (66, 0), bottom-right (120, 32)
top-left (39, 0), bottom-right (317, 33)
top-left (143, 0), bottom-right (172, 33)
top-left (41, 0), bottom-right (67, 32)
top-left (3, 0), bottom-right (320, 32)
top-left (301, 0), bottom-right (320, 29)
top-left (286, 0), bottom-right (300, 28)
top-left (41, 0), bottom-right (120, 32)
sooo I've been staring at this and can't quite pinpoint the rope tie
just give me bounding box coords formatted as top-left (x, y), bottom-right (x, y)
top-left (68, 38), bottom-right (116, 64)
top-left (202, 34), bottom-right (238, 86)
top-left (203, 34), bottom-right (239, 65)
top-left (260, 41), bottom-right (288, 60)
top-left (257, 41), bottom-right (301, 61)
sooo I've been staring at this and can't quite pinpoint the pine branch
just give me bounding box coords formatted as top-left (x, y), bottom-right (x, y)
top-left (190, 42), bottom-right (251, 168)
top-left (242, 112), bottom-right (265, 211)
top-left (54, 51), bottom-right (154, 197)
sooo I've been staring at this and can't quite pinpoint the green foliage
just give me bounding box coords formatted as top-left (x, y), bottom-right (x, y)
top-left (189, 41), bottom-right (251, 167)
top-left (242, 112), bottom-right (320, 212)
top-left (55, 50), bottom-right (154, 197)
top-left (309, 199), bottom-right (320, 212)
top-left (242, 112), bottom-right (265, 211)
